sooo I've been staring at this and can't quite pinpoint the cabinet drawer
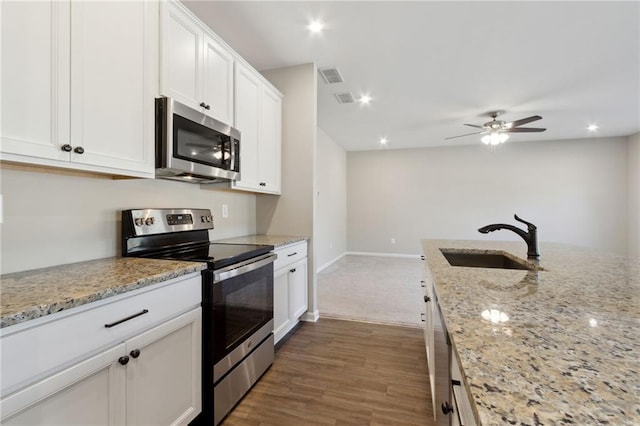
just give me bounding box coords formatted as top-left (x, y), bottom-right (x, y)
top-left (274, 241), bottom-right (307, 271)
top-left (0, 273), bottom-right (201, 396)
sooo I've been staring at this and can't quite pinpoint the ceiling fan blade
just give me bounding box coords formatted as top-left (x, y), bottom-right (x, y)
top-left (464, 123), bottom-right (484, 129)
top-left (507, 115), bottom-right (542, 128)
top-left (506, 127), bottom-right (546, 133)
top-left (445, 131), bottom-right (484, 140)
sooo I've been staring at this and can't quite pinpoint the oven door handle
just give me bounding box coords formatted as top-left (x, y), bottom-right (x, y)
top-left (214, 253), bottom-right (277, 282)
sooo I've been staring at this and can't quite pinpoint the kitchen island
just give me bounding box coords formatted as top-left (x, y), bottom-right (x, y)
top-left (422, 239), bottom-right (639, 425)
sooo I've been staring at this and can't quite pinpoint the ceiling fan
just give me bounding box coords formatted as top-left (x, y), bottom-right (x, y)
top-left (446, 111), bottom-right (546, 145)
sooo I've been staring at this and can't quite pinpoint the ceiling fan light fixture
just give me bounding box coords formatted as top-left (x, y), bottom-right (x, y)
top-left (481, 132), bottom-right (509, 145)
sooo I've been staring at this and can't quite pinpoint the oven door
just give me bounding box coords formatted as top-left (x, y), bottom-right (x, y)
top-left (205, 253), bottom-right (276, 377)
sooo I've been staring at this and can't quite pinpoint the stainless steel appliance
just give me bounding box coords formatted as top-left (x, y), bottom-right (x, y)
top-left (155, 97), bottom-right (241, 184)
top-left (121, 208), bottom-right (275, 425)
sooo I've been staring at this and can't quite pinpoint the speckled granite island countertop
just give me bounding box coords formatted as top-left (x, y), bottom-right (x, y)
top-left (213, 234), bottom-right (308, 248)
top-left (421, 239), bottom-right (640, 425)
top-left (0, 257), bottom-right (206, 329)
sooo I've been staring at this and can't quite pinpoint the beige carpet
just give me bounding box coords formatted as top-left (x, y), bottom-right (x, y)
top-left (318, 255), bottom-right (424, 328)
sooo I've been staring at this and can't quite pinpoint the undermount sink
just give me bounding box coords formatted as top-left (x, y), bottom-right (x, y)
top-left (439, 249), bottom-right (540, 271)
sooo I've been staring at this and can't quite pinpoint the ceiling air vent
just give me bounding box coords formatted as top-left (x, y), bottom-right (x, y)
top-left (335, 92), bottom-right (355, 104)
top-left (319, 67), bottom-right (344, 84)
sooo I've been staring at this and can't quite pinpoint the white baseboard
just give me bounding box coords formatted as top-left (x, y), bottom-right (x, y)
top-left (346, 251), bottom-right (422, 259)
top-left (302, 310), bottom-right (319, 322)
top-left (316, 252), bottom-right (347, 273)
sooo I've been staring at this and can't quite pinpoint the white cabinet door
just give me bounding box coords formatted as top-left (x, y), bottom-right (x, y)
top-left (233, 62), bottom-right (261, 191)
top-left (0, 344), bottom-right (126, 425)
top-left (423, 278), bottom-right (437, 417)
top-left (69, 0), bottom-right (156, 176)
top-left (162, 2), bottom-right (202, 110)
top-left (202, 34), bottom-right (234, 125)
top-left (232, 62), bottom-right (282, 194)
top-left (126, 308), bottom-right (202, 426)
top-left (258, 85), bottom-right (282, 194)
top-left (273, 267), bottom-right (290, 341)
top-left (162, 1), bottom-right (234, 124)
top-left (289, 259), bottom-right (308, 320)
top-left (0, 0), bottom-right (70, 162)
top-left (273, 244), bottom-right (308, 343)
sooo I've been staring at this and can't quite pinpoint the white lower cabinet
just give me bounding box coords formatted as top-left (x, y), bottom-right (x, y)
top-left (273, 241), bottom-right (308, 343)
top-left (1, 308), bottom-right (201, 426)
top-left (0, 274), bottom-right (202, 426)
top-left (451, 351), bottom-right (477, 426)
top-left (1, 345), bottom-right (127, 426)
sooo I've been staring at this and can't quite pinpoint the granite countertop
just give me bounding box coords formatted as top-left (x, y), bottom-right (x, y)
top-left (214, 234), bottom-right (308, 248)
top-left (0, 257), bottom-right (207, 329)
top-left (421, 239), bottom-right (640, 425)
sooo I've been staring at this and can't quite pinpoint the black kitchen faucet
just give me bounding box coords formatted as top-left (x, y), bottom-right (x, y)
top-left (478, 214), bottom-right (539, 258)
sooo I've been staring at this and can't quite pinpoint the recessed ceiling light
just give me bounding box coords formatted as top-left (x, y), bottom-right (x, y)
top-left (587, 124), bottom-right (599, 132)
top-left (308, 20), bottom-right (324, 34)
top-left (359, 94), bottom-right (372, 105)
top-left (379, 137), bottom-right (388, 145)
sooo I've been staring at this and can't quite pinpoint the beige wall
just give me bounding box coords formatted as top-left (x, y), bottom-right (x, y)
top-left (259, 63), bottom-right (318, 319)
top-left (629, 132), bottom-right (640, 259)
top-left (316, 127), bottom-right (347, 271)
top-left (347, 137), bottom-right (629, 256)
top-left (0, 164), bottom-right (256, 274)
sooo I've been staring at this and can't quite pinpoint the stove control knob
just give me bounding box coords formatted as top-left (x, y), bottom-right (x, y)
top-left (201, 216), bottom-right (207, 223)
top-left (134, 218), bottom-right (144, 226)
top-left (144, 217), bottom-right (154, 226)
top-left (207, 216), bottom-right (212, 223)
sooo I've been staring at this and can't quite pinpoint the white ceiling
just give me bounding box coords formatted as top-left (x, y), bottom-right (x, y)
top-left (184, 1), bottom-right (640, 151)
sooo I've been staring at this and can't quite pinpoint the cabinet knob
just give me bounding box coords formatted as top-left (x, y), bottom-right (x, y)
top-left (420, 280), bottom-right (426, 288)
top-left (441, 401), bottom-right (454, 415)
top-left (424, 295), bottom-right (431, 303)
top-left (421, 313), bottom-right (426, 322)
top-left (259, 182), bottom-right (266, 187)
top-left (118, 356), bottom-right (130, 365)
top-left (73, 146), bottom-right (85, 154)
top-left (61, 144), bottom-right (73, 152)
top-left (130, 349), bottom-right (141, 359)
top-left (289, 268), bottom-right (296, 273)
top-left (200, 102), bottom-right (211, 110)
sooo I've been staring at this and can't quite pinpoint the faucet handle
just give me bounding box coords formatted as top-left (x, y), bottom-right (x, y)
top-left (514, 214), bottom-right (537, 230)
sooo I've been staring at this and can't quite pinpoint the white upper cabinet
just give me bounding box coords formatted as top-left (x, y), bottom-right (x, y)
top-left (1, 1), bottom-right (70, 163)
top-left (161, 2), bottom-right (234, 124)
top-left (233, 63), bottom-right (262, 191)
top-left (0, 0), bottom-right (157, 178)
top-left (232, 61), bottom-right (282, 194)
top-left (202, 34), bottom-right (234, 125)
top-left (69, 1), bottom-right (156, 175)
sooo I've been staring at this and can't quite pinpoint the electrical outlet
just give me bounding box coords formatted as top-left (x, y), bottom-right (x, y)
top-left (222, 204), bottom-right (228, 219)
top-left (390, 238), bottom-right (396, 244)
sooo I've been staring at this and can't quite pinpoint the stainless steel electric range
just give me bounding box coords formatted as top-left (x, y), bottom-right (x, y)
top-left (121, 208), bottom-right (276, 425)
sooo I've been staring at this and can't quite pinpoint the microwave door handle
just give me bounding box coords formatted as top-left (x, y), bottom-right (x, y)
top-left (230, 135), bottom-right (236, 169)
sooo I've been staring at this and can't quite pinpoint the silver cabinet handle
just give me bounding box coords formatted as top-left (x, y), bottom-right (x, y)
top-left (420, 280), bottom-right (426, 288)
top-left (421, 313), bottom-right (426, 322)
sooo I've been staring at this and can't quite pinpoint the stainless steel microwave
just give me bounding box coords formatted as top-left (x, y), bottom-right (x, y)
top-left (155, 97), bottom-right (240, 184)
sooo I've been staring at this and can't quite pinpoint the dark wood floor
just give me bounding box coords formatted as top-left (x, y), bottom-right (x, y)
top-left (222, 319), bottom-right (434, 426)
